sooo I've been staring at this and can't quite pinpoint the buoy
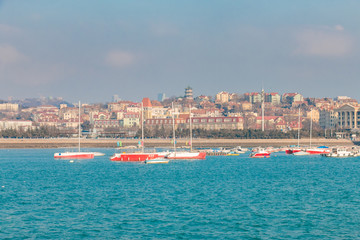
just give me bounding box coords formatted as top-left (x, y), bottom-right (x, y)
top-left (70, 160), bottom-right (74, 163)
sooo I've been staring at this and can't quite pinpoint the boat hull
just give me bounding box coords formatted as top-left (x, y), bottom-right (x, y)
top-left (145, 158), bottom-right (169, 164)
top-left (110, 153), bottom-right (159, 162)
top-left (305, 149), bottom-right (331, 155)
top-left (285, 149), bottom-right (301, 154)
top-left (166, 152), bottom-right (206, 160)
top-left (250, 152), bottom-right (270, 158)
top-left (54, 152), bottom-right (95, 159)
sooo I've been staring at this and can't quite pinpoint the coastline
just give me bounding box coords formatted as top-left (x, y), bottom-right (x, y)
top-left (0, 138), bottom-right (354, 149)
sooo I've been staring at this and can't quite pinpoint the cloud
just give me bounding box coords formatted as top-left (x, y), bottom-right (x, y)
top-left (0, 44), bottom-right (64, 85)
top-left (0, 24), bottom-right (21, 35)
top-left (150, 23), bottom-right (179, 37)
top-left (294, 26), bottom-right (353, 57)
top-left (0, 44), bottom-right (26, 65)
top-left (334, 24), bottom-right (344, 31)
top-left (105, 50), bottom-right (136, 68)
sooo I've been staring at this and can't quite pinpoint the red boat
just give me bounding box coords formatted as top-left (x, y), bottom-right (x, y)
top-left (54, 152), bottom-right (95, 159)
top-left (286, 148), bottom-right (330, 155)
top-left (250, 149), bottom-right (270, 158)
top-left (285, 148), bottom-right (302, 154)
top-left (305, 148), bottom-right (331, 155)
top-left (110, 153), bottom-right (159, 162)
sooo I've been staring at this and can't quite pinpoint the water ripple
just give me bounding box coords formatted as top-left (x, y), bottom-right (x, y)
top-left (1, 149), bottom-right (360, 238)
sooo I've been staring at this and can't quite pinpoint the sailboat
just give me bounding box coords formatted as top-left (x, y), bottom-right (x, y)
top-left (54, 101), bottom-right (95, 159)
top-left (166, 104), bottom-right (206, 160)
top-left (286, 108), bottom-right (302, 154)
top-left (110, 102), bottom-right (162, 162)
top-left (286, 109), bottom-right (330, 155)
top-left (304, 110), bottom-right (330, 155)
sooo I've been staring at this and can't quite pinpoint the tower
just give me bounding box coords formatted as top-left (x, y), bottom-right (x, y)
top-left (185, 86), bottom-right (193, 100)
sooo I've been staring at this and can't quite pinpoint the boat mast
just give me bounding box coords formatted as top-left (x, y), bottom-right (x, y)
top-left (189, 104), bottom-right (192, 152)
top-left (310, 109), bottom-right (313, 148)
top-left (297, 107), bottom-right (301, 147)
top-left (172, 102), bottom-right (176, 156)
top-left (141, 102), bottom-right (144, 153)
top-left (78, 100), bottom-right (81, 152)
top-left (261, 88), bottom-right (265, 131)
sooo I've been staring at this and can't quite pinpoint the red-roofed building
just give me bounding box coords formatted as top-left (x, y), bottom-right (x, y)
top-left (255, 116), bottom-right (287, 130)
top-left (282, 93), bottom-right (304, 104)
top-left (245, 92), bottom-right (262, 103)
top-left (265, 92), bottom-right (281, 105)
top-left (188, 116), bottom-right (244, 130)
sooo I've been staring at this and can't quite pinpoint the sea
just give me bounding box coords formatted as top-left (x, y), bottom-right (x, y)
top-left (1, 148), bottom-right (360, 239)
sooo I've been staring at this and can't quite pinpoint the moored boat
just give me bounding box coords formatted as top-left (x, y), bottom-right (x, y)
top-left (166, 151), bottom-right (206, 160)
top-left (305, 148), bottom-right (331, 155)
top-left (165, 103), bottom-right (206, 160)
top-left (145, 158), bottom-right (169, 164)
top-left (54, 101), bottom-right (94, 159)
top-left (110, 153), bottom-right (159, 162)
top-left (110, 101), bottom-right (159, 162)
top-left (322, 147), bottom-right (355, 158)
top-left (293, 151), bottom-right (310, 156)
top-left (285, 148), bottom-right (302, 154)
top-left (54, 152), bottom-right (95, 159)
top-left (226, 152), bottom-right (240, 156)
top-left (250, 149), bottom-right (270, 158)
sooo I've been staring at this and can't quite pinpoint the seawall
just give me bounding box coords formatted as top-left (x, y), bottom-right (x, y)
top-left (0, 138), bottom-right (353, 148)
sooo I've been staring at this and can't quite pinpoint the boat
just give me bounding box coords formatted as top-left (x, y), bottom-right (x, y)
top-left (54, 152), bottom-right (95, 159)
top-left (92, 152), bottom-right (106, 157)
top-left (54, 101), bottom-right (96, 159)
top-left (286, 108), bottom-right (302, 155)
top-left (226, 152), bottom-right (240, 156)
top-left (229, 146), bottom-right (248, 154)
top-left (285, 148), bottom-right (302, 154)
top-left (110, 101), bottom-right (160, 162)
top-left (165, 103), bottom-right (206, 160)
top-left (293, 151), bottom-right (310, 156)
top-left (322, 147), bottom-right (355, 158)
top-left (304, 147), bottom-right (330, 155)
top-left (249, 148), bottom-right (270, 158)
top-left (110, 153), bottom-right (160, 162)
top-left (166, 151), bottom-right (206, 160)
top-left (145, 158), bottom-right (169, 164)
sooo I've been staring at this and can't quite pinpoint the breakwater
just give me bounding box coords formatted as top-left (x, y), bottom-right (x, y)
top-left (0, 138), bottom-right (353, 148)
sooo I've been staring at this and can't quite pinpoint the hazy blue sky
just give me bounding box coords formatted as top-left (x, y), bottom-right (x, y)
top-left (0, 0), bottom-right (359, 103)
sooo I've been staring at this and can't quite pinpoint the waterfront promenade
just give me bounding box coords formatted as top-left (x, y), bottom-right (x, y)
top-left (0, 138), bottom-right (353, 148)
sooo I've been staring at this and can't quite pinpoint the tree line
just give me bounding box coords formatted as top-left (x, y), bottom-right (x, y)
top-left (0, 125), bottom-right (331, 139)
top-left (136, 126), bottom-right (330, 139)
top-left (0, 126), bottom-right (74, 138)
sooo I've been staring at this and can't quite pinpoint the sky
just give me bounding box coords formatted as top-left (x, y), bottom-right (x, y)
top-left (0, 0), bottom-right (360, 103)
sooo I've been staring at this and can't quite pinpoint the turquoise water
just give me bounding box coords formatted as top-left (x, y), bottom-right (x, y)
top-left (1, 149), bottom-right (360, 239)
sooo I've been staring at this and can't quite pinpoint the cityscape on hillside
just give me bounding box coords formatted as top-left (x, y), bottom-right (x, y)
top-left (0, 87), bottom-right (358, 139)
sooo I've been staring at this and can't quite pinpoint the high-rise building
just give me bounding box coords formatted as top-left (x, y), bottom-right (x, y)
top-left (185, 86), bottom-right (193, 100)
top-left (112, 94), bottom-right (120, 102)
top-left (157, 93), bottom-right (166, 102)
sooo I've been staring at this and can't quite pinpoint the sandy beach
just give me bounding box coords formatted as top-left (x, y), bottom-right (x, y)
top-left (0, 138), bottom-right (354, 148)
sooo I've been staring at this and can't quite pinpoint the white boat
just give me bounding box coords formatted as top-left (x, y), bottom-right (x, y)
top-left (145, 158), bottom-right (169, 164)
top-left (166, 151), bottom-right (206, 160)
top-left (249, 148), bottom-right (270, 158)
top-left (293, 151), bottom-right (310, 156)
top-left (166, 103), bottom-right (206, 160)
top-left (54, 101), bottom-right (95, 159)
top-left (322, 147), bottom-right (355, 158)
top-left (92, 152), bottom-right (106, 157)
top-left (229, 146), bottom-right (248, 154)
